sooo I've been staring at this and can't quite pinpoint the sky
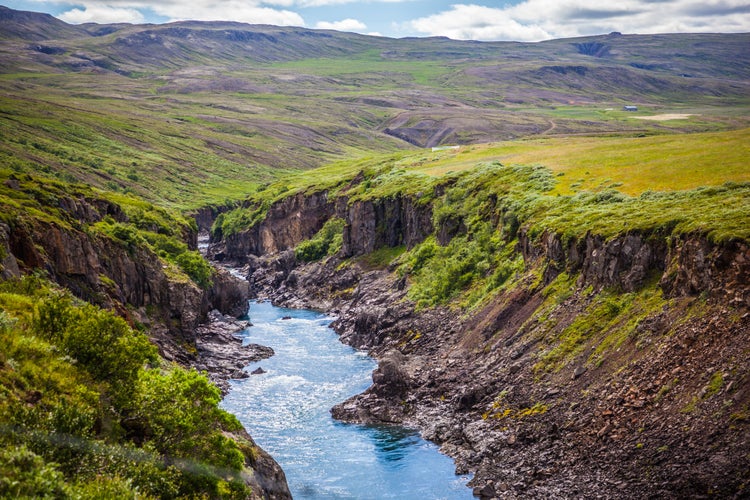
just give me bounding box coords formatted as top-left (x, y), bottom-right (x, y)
top-left (2, 0), bottom-right (750, 41)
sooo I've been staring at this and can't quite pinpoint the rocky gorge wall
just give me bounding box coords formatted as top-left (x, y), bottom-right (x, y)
top-left (212, 187), bottom-right (750, 499)
top-left (0, 199), bottom-right (249, 361)
top-left (521, 228), bottom-right (750, 306)
top-left (212, 186), bottom-right (749, 310)
top-left (212, 188), bottom-right (434, 263)
top-left (341, 196), bottom-right (432, 256)
top-left (0, 191), bottom-right (295, 500)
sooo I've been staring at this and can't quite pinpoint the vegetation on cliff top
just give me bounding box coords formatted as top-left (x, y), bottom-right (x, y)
top-left (229, 127), bottom-right (749, 312)
top-left (0, 171), bottom-right (241, 496)
top-left (218, 126), bottom-right (749, 237)
top-left (0, 169), bottom-right (213, 290)
top-left (396, 159), bottom-right (748, 309)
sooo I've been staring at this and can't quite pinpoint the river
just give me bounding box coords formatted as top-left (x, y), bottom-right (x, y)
top-left (221, 301), bottom-right (473, 499)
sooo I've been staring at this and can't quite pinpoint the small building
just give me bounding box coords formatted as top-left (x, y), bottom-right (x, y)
top-left (623, 105), bottom-right (638, 111)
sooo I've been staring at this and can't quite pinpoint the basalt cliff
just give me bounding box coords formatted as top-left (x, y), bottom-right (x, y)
top-left (0, 180), bottom-right (291, 500)
top-left (208, 178), bottom-right (749, 499)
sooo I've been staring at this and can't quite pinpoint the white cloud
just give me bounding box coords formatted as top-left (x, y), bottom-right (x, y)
top-left (315, 18), bottom-right (367, 31)
top-left (55, 1), bottom-right (304, 26)
top-left (59, 5), bottom-right (145, 24)
top-left (297, 0), bottom-right (410, 6)
top-left (409, 1), bottom-right (750, 41)
top-left (42, 0), bottom-right (750, 39)
top-left (410, 4), bottom-right (551, 41)
top-left (158, 4), bottom-right (304, 26)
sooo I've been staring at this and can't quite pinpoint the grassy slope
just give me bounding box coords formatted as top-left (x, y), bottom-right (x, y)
top-left (403, 127), bottom-right (750, 195)
top-left (0, 73), bottom-right (407, 210)
top-left (1, 19), bottom-right (749, 210)
top-left (226, 127), bottom-right (750, 239)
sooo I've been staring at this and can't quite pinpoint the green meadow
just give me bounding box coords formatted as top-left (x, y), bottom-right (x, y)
top-left (407, 127), bottom-right (750, 195)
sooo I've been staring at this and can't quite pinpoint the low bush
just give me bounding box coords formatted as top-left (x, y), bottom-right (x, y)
top-left (0, 276), bottom-right (252, 498)
top-left (174, 250), bottom-right (214, 289)
top-left (295, 217), bottom-right (345, 262)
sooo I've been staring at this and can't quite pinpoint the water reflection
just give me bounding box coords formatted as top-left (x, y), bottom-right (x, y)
top-left (362, 425), bottom-right (421, 463)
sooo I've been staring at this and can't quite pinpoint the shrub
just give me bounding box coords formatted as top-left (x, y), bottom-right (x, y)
top-left (2, 279), bottom-right (252, 498)
top-left (34, 293), bottom-right (157, 406)
top-left (133, 368), bottom-right (250, 497)
top-left (295, 217), bottom-right (345, 262)
top-left (213, 202), bottom-right (270, 239)
top-left (141, 233), bottom-right (214, 289)
top-left (144, 232), bottom-right (188, 257)
top-left (174, 251), bottom-right (213, 289)
top-left (0, 446), bottom-right (68, 499)
top-left (96, 221), bottom-right (144, 252)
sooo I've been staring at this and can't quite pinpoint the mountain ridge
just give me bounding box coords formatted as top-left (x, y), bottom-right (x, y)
top-left (2, 6), bottom-right (749, 80)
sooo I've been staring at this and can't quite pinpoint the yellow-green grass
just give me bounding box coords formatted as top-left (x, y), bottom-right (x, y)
top-left (228, 127), bottom-right (750, 216)
top-left (405, 128), bottom-right (750, 195)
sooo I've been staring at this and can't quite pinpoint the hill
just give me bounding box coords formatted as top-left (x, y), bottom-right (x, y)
top-left (0, 7), bottom-right (748, 209)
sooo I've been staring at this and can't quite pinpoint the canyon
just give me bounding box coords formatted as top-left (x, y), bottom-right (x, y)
top-left (206, 180), bottom-right (749, 498)
top-left (0, 7), bottom-right (748, 497)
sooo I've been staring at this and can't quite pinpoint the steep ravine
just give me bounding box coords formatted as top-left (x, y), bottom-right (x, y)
top-left (208, 188), bottom-right (750, 499)
top-left (0, 192), bottom-right (291, 500)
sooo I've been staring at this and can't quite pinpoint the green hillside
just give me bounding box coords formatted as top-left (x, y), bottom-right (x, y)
top-left (0, 276), bottom-right (257, 498)
top-left (216, 127), bottom-right (750, 310)
top-left (1, 7), bottom-right (748, 210)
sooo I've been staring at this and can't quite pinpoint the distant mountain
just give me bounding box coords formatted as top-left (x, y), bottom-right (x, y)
top-left (0, 5), bottom-right (86, 41)
top-left (0, 6), bottom-right (748, 204)
top-left (1, 6), bottom-right (748, 80)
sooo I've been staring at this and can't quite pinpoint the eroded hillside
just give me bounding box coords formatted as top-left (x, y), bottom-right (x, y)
top-left (1, 6), bottom-right (749, 211)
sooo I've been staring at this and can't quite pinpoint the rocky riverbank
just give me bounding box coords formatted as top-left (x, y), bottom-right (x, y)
top-left (191, 309), bottom-right (274, 395)
top-left (223, 246), bottom-right (750, 499)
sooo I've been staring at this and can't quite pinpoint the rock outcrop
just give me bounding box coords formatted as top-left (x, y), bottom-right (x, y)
top-left (238, 428), bottom-right (292, 500)
top-left (1, 195), bottom-right (253, 362)
top-left (216, 187), bottom-right (750, 499)
top-left (0, 223), bottom-right (21, 280)
top-left (520, 228), bottom-right (750, 306)
top-left (210, 188), bottom-right (433, 264)
top-left (216, 191), bottom-right (336, 262)
top-left (192, 310), bottom-right (274, 395)
top-left (341, 196), bottom-right (432, 256)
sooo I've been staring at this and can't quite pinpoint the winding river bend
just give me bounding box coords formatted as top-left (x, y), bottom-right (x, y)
top-left (221, 301), bottom-right (473, 499)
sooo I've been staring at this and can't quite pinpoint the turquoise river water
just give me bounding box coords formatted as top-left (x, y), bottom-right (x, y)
top-left (221, 301), bottom-right (473, 499)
